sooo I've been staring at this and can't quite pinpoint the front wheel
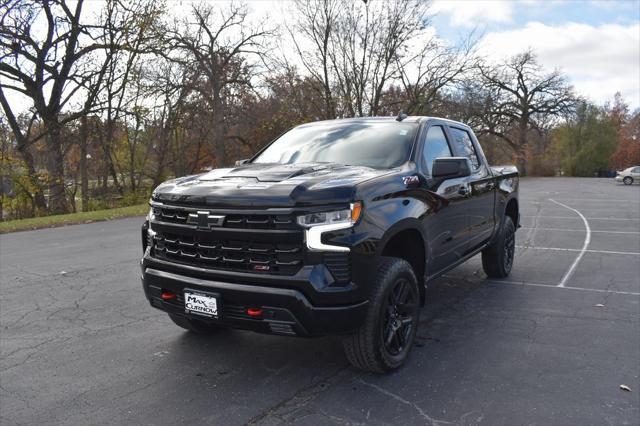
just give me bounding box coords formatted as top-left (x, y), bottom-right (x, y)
top-left (482, 215), bottom-right (516, 278)
top-left (342, 257), bottom-right (420, 373)
top-left (623, 176), bottom-right (633, 185)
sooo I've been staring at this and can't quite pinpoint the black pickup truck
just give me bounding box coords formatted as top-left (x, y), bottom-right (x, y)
top-left (140, 116), bottom-right (519, 372)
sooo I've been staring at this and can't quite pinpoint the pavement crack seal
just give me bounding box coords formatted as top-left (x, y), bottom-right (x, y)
top-left (548, 199), bottom-right (591, 287)
top-left (357, 379), bottom-right (452, 425)
top-left (245, 365), bottom-right (352, 425)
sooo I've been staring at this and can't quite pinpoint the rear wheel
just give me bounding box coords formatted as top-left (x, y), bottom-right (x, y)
top-left (482, 215), bottom-right (516, 278)
top-left (342, 257), bottom-right (420, 373)
top-left (168, 313), bottom-right (222, 334)
top-left (623, 176), bottom-right (633, 185)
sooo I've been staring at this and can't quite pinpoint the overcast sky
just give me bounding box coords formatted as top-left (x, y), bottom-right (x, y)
top-left (430, 0), bottom-right (640, 108)
top-left (254, 0), bottom-right (640, 109)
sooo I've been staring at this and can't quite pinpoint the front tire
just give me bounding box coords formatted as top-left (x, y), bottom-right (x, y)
top-left (342, 257), bottom-right (420, 373)
top-left (482, 215), bottom-right (516, 278)
top-left (623, 176), bottom-right (633, 185)
top-left (168, 313), bottom-right (222, 334)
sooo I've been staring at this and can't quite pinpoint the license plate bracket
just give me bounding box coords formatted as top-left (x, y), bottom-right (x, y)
top-left (184, 289), bottom-right (220, 318)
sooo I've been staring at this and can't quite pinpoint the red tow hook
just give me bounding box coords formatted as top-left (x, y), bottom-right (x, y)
top-left (247, 307), bottom-right (263, 318)
top-left (161, 291), bottom-right (176, 301)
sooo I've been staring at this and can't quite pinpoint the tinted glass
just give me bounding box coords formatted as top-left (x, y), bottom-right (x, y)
top-left (422, 126), bottom-right (452, 174)
top-left (448, 127), bottom-right (480, 169)
top-left (253, 121), bottom-right (418, 169)
top-left (633, 167), bottom-right (640, 173)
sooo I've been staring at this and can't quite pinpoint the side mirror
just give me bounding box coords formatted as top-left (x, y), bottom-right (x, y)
top-left (432, 157), bottom-right (471, 179)
top-left (234, 159), bottom-right (250, 166)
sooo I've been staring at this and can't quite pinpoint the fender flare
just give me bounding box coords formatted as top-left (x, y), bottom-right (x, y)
top-left (376, 218), bottom-right (428, 259)
top-left (375, 218), bottom-right (429, 306)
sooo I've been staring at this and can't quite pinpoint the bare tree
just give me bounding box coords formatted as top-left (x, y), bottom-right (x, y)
top-left (289, 0), bottom-right (340, 118)
top-left (474, 51), bottom-right (577, 175)
top-left (396, 34), bottom-right (478, 115)
top-left (290, 0), bottom-right (433, 117)
top-left (162, 3), bottom-right (274, 167)
top-left (0, 0), bottom-right (148, 213)
top-left (2, 1), bottom-right (104, 213)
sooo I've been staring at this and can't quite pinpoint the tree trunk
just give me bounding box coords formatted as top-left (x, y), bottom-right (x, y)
top-left (516, 148), bottom-right (527, 177)
top-left (152, 127), bottom-right (170, 188)
top-left (104, 120), bottom-right (123, 195)
top-left (79, 114), bottom-right (89, 212)
top-left (212, 94), bottom-right (227, 167)
top-left (46, 124), bottom-right (69, 214)
top-left (14, 143), bottom-right (48, 213)
top-left (517, 119), bottom-right (529, 176)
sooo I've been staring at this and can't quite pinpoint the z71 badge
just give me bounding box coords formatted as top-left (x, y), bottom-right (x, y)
top-left (402, 175), bottom-right (420, 186)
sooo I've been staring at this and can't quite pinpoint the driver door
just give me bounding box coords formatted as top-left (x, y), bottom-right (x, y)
top-left (419, 124), bottom-right (470, 276)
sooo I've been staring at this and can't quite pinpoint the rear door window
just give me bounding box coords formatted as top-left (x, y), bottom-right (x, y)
top-left (448, 127), bottom-right (480, 170)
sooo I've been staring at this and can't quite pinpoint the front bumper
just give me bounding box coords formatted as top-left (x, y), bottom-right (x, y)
top-left (142, 266), bottom-right (369, 337)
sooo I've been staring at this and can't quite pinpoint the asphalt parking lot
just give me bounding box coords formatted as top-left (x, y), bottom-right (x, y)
top-left (1, 177), bottom-right (639, 425)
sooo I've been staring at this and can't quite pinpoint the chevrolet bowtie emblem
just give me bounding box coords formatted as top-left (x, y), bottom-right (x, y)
top-left (187, 211), bottom-right (225, 229)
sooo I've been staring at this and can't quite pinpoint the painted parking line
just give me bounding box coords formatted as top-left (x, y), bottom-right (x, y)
top-left (520, 197), bottom-right (640, 203)
top-left (519, 227), bottom-right (640, 235)
top-left (522, 215), bottom-right (639, 221)
top-left (487, 279), bottom-right (640, 296)
top-left (522, 202), bottom-right (638, 210)
top-left (548, 199), bottom-right (591, 287)
top-left (516, 245), bottom-right (640, 256)
top-left (442, 275), bottom-right (640, 296)
top-left (546, 197), bottom-right (640, 203)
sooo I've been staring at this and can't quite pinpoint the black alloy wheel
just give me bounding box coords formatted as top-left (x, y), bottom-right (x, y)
top-left (342, 257), bottom-right (420, 373)
top-left (382, 278), bottom-right (418, 357)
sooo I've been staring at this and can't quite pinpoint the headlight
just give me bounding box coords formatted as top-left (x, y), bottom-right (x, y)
top-left (298, 202), bottom-right (362, 252)
top-left (297, 202), bottom-right (362, 227)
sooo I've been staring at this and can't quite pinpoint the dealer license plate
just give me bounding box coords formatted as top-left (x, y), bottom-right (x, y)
top-left (184, 292), bottom-right (218, 318)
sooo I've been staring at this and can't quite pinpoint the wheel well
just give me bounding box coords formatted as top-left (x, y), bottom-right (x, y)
top-left (381, 229), bottom-right (426, 305)
top-left (505, 198), bottom-right (519, 227)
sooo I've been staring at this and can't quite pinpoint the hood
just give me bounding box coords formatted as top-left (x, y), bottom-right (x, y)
top-left (152, 162), bottom-right (394, 207)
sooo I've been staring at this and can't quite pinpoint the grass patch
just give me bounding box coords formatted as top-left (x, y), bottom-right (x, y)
top-left (0, 203), bottom-right (148, 234)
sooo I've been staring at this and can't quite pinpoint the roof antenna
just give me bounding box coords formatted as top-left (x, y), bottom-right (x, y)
top-left (395, 110), bottom-right (407, 122)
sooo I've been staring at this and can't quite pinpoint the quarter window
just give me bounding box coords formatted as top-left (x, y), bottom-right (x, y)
top-left (422, 126), bottom-right (452, 174)
top-left (449, 127), bottom-right (480, 169)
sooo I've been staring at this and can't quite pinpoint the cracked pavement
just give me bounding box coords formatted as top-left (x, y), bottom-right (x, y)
top-left (1, 178), bottom-right (639, 425)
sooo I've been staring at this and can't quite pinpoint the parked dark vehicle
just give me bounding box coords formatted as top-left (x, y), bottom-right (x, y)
top-left (140, 117), bottom-right (519, 372)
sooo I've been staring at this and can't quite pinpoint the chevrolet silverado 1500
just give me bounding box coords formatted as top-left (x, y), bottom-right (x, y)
top-left (140, 116), bottom-right (519, 372)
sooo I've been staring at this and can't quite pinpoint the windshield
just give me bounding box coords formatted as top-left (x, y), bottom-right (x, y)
top-left (253, 121), bottom-right (418, 169)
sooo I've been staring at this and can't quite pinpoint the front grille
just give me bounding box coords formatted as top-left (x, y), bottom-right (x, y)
top-left (152, 230), bottom-right (303, 275)
top-left (153, 206), bottom-right (189, 224)
top-left (151, 204), bottom-right (298, 230)
top-left (225, 214), bottom-right (296, 230)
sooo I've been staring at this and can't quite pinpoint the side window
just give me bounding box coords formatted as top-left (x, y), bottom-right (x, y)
top-left (633, 167), bottom-right (640, 173)
top-left (448, 127), bottom-right (480, 170)
top-left (422, 125), bottom-right (452, 174)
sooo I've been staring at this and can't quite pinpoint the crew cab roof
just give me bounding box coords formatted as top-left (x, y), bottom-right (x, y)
top-left (298, 116), bottom-right (470, 128)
